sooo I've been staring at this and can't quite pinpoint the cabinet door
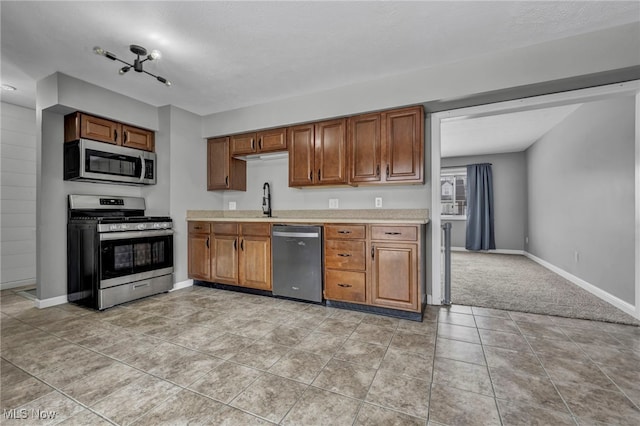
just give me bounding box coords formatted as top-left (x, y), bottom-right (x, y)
top-left (122, 125), bottom-right (155, 152)
top-left (212, 235), bottom-right (239, 284)
top-left (239, 236), bottom-right (271, 290)
top-left (188, 233), bottom-right (211, 280)
top-left (315, 119), bottom-right (347, 185)
top-left (348, 113), bottom-right (381, 184)
top-left (80, 114), bottom-right (121, 145)
top-left (371, 243), bottom-right (418, 311)
top-left (208, 137), bottom-right (230, 190)
top-left (231, 133), bottom-right (258, 155)
top-left (257, 128), bottom-right (287, 153)
top-left (383, 107), bottom-right (424, 183)
top-left (288, 124), bottom-right (315, 187)
top-left (208, 138), bottom-right (246, 191)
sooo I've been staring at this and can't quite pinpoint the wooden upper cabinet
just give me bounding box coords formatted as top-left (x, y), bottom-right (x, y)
top-left (315, 119), bottom-right (347, 185)
top-left (348, 106), bottom-right (423, 185)
top-left (64, 112), bottom-right (155, 152)
top-left (348, 113), bottom-right (381, 184)
top-left (231, 128), bottom-right (287, 156)
top-left (289, 120), bottom-right (347, 187)
top-left (65, 112), bottom-right (120, 145)
top-left (288, 124), bottom-right (315, 187)
top-left (207, 137), bottom-right (247, 191)
top-left (122, 124), bottom-right (154, 152)
top-left (383, 106), bottom-right (424, 183)
top-left (257, 128), bottom-right (287, 153)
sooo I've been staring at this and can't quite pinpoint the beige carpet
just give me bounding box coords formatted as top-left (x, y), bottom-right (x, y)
top-left (451, 252), bottom-right (640, 325)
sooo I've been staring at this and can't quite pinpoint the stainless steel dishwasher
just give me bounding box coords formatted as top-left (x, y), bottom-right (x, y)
top-left (272, 225), bottom-right (323, 303)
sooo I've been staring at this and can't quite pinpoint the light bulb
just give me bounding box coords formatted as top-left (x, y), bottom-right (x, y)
top-left (93, 46), bottom-right (105, 56)
top-left (119, 66), bottom-right (130, 75)
top-left (149, 50), bottom-right (161, 60)
top-left (156, 76), bottom-right (171, 86)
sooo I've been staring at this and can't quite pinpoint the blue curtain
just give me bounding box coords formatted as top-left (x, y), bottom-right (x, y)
top-left (465, 163), bottom-right (495, 250)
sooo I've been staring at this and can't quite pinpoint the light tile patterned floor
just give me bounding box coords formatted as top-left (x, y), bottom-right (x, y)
top-left (1, 285), bottom-right (639, 425)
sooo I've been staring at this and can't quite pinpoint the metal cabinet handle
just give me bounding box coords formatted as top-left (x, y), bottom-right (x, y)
top-left (259, 138), bottom-right (262, 150)
top-left (386, 165), bottom-right (390, 177)
top-left (225, 176), bottom-right (229, 186)
top-left (133, 282), bottom-right (150, 289)
top-left (251, 138), bottom-right (255, 150)
top-left (371, 246), bottom-right (375, 259)
top-left (337, 253), bottom-right (351, 257)
top-left (240, 239), bottom-right (244, 250)
top-left (318, 169), bottom-right (321, 181)
top-left (385, 232), bottom-right (401, 235)
top-left (309, 171), bottom-right (313, 181)
top-left (124, 131), bottom-right (128, 144)
top-left (194, 226), bottom-right (202, 230)
top-left (376, 164), bottom-right (380, 176)
top-left (114, 129), bottom-right (118, 141)
top-left (234, 239), bottom-right (237, 250)
top-left (337, 230), bottom-right (351, 234)
top-left (205, 237), bottom-right (209, 248)
top-left (337, 283), bottom-right (352, 288)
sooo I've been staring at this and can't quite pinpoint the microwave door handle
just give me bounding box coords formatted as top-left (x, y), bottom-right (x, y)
top-left (139, 155), bottom-right (146, 182)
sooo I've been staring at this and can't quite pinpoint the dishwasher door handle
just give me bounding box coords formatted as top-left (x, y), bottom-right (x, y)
top-left (272, 231), bottom-right (319, 238)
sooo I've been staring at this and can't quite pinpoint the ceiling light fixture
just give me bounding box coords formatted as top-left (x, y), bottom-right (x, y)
top-left (1, 84), bottom-right (17, 91)
top-left (94, 45), bottom-right (171, 86)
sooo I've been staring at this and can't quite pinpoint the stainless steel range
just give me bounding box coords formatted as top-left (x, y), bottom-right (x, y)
top-left (67, 194), bottom-right (174, 310)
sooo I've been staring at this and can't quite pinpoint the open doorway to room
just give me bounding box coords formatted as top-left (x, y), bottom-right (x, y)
top-left (430, 81), bottom-right (640, 324)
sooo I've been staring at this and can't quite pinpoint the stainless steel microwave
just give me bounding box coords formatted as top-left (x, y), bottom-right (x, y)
top-left (64, 139), bottom-right (156, 185)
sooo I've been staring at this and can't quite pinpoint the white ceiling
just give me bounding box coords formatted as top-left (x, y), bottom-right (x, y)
top-left (440, 103), bottom-right (583, 158)
top-left (1, 1), bottom-right (639, 116)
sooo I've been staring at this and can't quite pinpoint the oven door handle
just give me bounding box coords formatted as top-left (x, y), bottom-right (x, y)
top-left (99, 229), bottom-right (174, 241)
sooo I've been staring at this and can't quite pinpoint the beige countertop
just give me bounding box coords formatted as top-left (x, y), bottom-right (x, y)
top-left (186, 209), bottom-right (430, 224)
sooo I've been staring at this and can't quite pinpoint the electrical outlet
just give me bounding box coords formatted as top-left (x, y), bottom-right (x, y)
top-left (228, 201), bottom-right (236, 210)
top-left (375, 197), bottom-right (383, 208)
top-left (329, 198), bottom-right (339, 209)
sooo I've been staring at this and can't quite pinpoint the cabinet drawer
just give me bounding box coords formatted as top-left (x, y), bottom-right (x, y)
top-left (212, 223), bottom-right (238, 235)
top-left (241, 222), bottom-right (271, 237)
top-left (325, 240), bottom-right (365, 270)
top-left (324, 224), bottom-right (366, 240)
top-left (371, 225), bottom-right (418, 241)
top-left (188, 222), bottom-right (211, 234)
top-left (325, 270), bottom-right (365, 303)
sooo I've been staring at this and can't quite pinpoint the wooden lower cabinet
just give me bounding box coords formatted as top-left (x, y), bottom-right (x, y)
top-left (239, 235), bottom-right (271, 290)
top-left (212, 234), bottom-right (239, 284)
top-left (189, 221), bottom-right (271, 291)
top-left (188, 223), bottom-right (211, 280)
top-left (371, 243), bottom-right (419, 311)
top-left (325, 270), bottom-right (366, 303)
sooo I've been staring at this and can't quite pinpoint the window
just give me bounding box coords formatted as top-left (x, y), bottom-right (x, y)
top-left (441, 167), bottom-right (467, 218)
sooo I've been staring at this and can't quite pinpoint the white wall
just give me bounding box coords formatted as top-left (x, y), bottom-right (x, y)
top-left (168, 105), bottom-right (223, 283)
top-left (527, 96), bottom-right (635, 305)
top-left (442, 152), bottom-right (527, 251)
top-left (1, 102), bottom-right (36, 288)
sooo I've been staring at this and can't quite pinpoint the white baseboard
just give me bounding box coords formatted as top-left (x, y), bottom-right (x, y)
top-left (452, 247), bottom-right (525, 255)
top-left (525, 252), bottom-right (638, 320)
top-left (1, 279), bottom-right (36, 290)
top-left (35, 295), bottom-right (68, 309)
top-left (171, 279), bottom-right (193, 291)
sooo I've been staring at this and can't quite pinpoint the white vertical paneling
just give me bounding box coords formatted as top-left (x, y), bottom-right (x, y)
top-left (1, 102), bottom-right (37, 288)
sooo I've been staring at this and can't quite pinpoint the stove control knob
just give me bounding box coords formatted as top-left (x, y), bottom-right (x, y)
top-left (137, 224), bottom-right (146, 230)
top-left (153, 223), bottom-right (161, 229)
top-left (109, 224), bottom-right (119, 231)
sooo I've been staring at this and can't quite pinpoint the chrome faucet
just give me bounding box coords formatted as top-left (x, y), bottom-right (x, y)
top-left (262, 182), bottom-right (272, 217)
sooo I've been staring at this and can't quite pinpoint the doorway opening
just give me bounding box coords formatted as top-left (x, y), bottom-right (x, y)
top-left (430, 81), bottom-right (640, 323)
